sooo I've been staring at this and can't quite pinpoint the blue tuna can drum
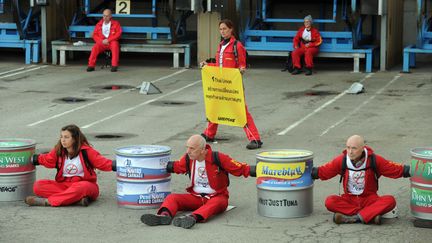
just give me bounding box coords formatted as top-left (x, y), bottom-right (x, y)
top-left (256, 149), bottom-right (313, 218)
top-left (115, 145), bottom-right (171, 209)
top-left (0, 139), bottom-right (36, 201)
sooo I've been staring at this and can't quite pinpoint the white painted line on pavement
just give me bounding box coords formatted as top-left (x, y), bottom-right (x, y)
top-left (82, 80), bottom-right (201, 129)
top-left (146, 69), bottom-right (188, 85)
top-left (319, 74), bottom-right (401, 136)
top-left (0, 65), bottom-right (36, 76)
top-left (0, 65), bottom-right (47, 79)
top-left (27, 69), bottom-right (189, 127)
top-left (27, 96), bottom-right (113, 127)
top-left (277, 73), bottom-right (374, 135)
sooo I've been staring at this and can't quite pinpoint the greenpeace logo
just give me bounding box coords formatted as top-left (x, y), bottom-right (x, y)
top-left (261, 166), bottom-right (303, 177)
top-left (217, 117), bottom-right (235, 123)
top-left (0, 186), bottom-right (18, 192)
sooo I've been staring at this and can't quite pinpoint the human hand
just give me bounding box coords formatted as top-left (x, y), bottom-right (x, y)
top-left (239, 67), bottom-right (246, 74)
top-left (305, 43), bottom-right (310, 48)
top-left (102, 39), bottom-right (109, 45)
top-left (199, 61), bottom-right (208, 68)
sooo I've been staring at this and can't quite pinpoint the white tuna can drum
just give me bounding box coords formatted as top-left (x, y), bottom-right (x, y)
top-left (115, 145), bottom-right (171, 209)
top-left (0, 139), bottom-right (36, 201)
top-left (256, 149), bottom-right (314, 218)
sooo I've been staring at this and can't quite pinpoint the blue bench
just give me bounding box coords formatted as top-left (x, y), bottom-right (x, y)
top-left (402, 31), bottom-right (432, 72)
top-left (68, 25), bottom-right (171, 41)
top-left (0, 23), bottom-right (40, 64)
top-left (244, 30), bottom-right (376, 73)
top-left (51, 40), bottom-right (192, 68)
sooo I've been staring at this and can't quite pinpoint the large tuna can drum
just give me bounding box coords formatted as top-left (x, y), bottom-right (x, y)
top-left (115, 145), bottom-right (171, 209)
top-left (0, 139), bottom-right (36, 201)
top-left (256, 149), bottom-right (313, 218)
top-left (410, 147), bottom-right (432, 221)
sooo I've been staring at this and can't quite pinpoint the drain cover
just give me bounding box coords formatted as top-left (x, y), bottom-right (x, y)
top-left (88, 133), bottom-right (137, 141)
top-left (150, 100), bottom-right (196, 106)
top-left (90, 84), bottom-right (135, 93)
top-left (95, 134), bottom-right (123, 139)
top-left (54, 97), bottom-right (89, 103)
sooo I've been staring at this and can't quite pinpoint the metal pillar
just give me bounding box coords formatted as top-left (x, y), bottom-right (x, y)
top-left (41, 6), bottom-right (47, 63)
top-left (379, 0), bottom-right (387, 71)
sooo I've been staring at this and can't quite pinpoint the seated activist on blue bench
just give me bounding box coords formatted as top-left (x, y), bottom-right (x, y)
top-left (291, 15), bottom-right (322, 76)
top-left (87, 9), bottom-right (122, 73)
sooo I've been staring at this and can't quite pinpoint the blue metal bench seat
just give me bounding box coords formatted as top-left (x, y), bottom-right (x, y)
top-left (0, 23), bottom-right (40, 64)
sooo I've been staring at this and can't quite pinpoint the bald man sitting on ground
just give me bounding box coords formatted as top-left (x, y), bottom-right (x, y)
top-left (141, 134), bottom-right (256, 229)
top-left (312, 135), bottom-right (411, 225)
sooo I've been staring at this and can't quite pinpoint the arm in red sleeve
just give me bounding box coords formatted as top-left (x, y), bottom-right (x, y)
top-left (317, 155), bottom-right (344, 180)
top-left (218, 153), bottom-right (251, 177)
top-left (236, 41), bottom-right (247, 69)
top-left (374, 154), bottom-right (406, 179)
top-left (37, 148), bottom-right (59, 169)
top-left (107, 21), bottom-right (122, 43)
top-left (309, 29), bottom-right (322, 48)
top-left (293, 29), bottom-right (302, 49)
top-left (92, 22), bottom-right (104, 44)
top-left (172, 154), bottom-right (189, 174)
top-left (85, 147), bottom-right (113, 172)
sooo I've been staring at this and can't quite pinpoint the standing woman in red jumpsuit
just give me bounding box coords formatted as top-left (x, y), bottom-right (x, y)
top-left (200, 19), bottom-right (263, 150)
top-left (25, 124), bottom-right (115, 207)
top-left (291, 15), bottom-right (322, 75)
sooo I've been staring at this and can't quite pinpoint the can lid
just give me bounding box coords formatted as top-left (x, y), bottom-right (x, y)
top-left (410, 147), bottom-right (432, 160)
top-left (256, 149), bottom-right (313, 160)
top-left (115, 145), bottom-right (171, 157)
top-left (0, 139), bottom-right (36, 150)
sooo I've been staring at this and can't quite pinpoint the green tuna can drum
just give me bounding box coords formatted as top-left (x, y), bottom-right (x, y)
top-left (256, 149), bottom-right (314, 218)
top-left (410, 147), bottom-right (432, 222)
top-left (0, 139), bottom-right (36, 201)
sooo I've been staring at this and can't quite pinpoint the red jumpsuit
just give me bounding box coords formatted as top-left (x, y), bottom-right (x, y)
top-left (291, 26), bottom-right (322, 69)
top-left (203, 36), bottom-right (261, 141)
top-left (33, 144), bottom-right (113, 207)
top-left (159, 144), bottom-right (252, 221)
top-left (88, 19), bottom-right (122, 67)
top-left (315, 146), bottom-right (410, 223)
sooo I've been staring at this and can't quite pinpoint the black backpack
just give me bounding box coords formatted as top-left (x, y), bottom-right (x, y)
top-left (339, 154), bottom-right (379, 189)
top-left (185, 151), bottom-right (230, 186)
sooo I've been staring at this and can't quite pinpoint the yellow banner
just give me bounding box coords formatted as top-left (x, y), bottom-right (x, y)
top-left (201, 66), bottom-right (246, 127)
top-left (256, 162), bottom-right (306, 180)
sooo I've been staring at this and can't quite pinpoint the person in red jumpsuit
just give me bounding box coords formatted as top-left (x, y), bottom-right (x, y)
top-left (87, 9), bottom-right (122, 72)
top-left (291, 15), bottom-right (322, 75)
top-left (25, 124), bottom-right (115, 207)
top-left (140, 134), bottom-right (256, 229)
top-left (311, 135), bottom-right (410, 224)
top-left (199, 19), bottom-right (263, 150)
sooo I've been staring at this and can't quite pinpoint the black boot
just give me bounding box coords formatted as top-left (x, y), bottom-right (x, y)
top-left (304, 68), bottom-right (312, 76)
top-left (291, 68), bottom-right (301, 75)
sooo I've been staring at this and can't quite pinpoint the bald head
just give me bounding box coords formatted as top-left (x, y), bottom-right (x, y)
top-left (186, 135), bottom-right (207, 161)
top-left (346, 135), bottom-right (365, 161)
top-left (102, 9), bottom-right (112, 24)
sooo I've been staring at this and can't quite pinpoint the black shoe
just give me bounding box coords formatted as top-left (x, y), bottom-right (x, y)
top-left (291, 68), bottom-right (301, 75)
top-left (111, 66), bottom-right (118, 72)
top-left (86, 67), bottom-right (95, 72)
top-left (246, 140), bottom-right (263, 150)
top-left (172, 215), bottom-right (196, 229)
top-left (79, 197), bottom-right (90, 207)
top-left (200, 133), bottom-right (214, 143)
top-left (304, 68), bottom-right (312, 76)
top-left (140, 214), bottom-right (172, 226)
